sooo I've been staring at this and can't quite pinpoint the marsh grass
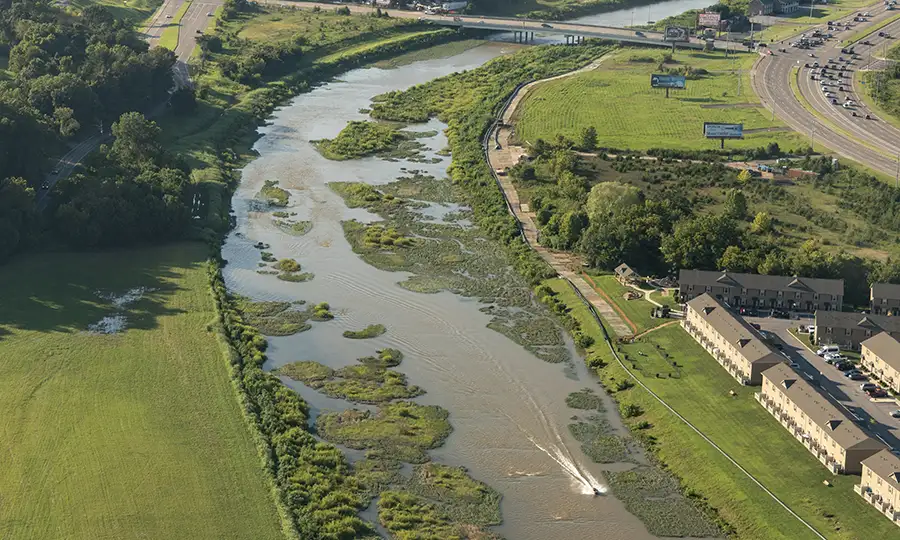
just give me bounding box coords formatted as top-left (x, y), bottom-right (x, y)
top-left (257, 180), bottom-right (290, 207)
top-left (343, 324), bottom-right (387, 339)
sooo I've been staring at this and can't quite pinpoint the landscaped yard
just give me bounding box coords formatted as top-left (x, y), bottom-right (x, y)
top-left (582, 273), bottom-right (669, 334)
top-left (0, 243), bottom-right (283, 540)
top-left (512, 48), bottom-right (808, 152)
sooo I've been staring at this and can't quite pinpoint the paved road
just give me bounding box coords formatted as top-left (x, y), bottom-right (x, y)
top-left (260, 0), bottom-right (738, 50)
top-left (753, 2), bottom-right (900, 175)
top-left (36, 0), bottom-right (220, 208)
top-left (749, 316), bottom-right (900, 450)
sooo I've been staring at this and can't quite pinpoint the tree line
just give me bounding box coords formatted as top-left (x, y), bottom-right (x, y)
top-left (0, 0), bottom-right (176, 261)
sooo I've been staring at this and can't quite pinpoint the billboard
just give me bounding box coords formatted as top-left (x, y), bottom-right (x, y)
top-left (703, 122), bottom-right (744, 138)
top-left (664, 26), bottom-right (690, 42)
top-left (698, 12), bottom-right (721, 28)
top-left (651, 74), bottom-right (686, 89)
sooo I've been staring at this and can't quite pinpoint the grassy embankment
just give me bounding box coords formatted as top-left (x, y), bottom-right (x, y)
top-left (159, 0), bottom-right (192, 51)
top-left (72, 0), bottom-right (163, 26)
top-left (477, 0), bottom-right (669, 20)
top-left (513, 47), bottom-right (808, 151)
top-left (545, 278), bottom-right (900, 540)
top-left (0, 243), bottom-right (283, 540)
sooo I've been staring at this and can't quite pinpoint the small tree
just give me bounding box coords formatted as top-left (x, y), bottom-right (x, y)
top-left (750, 211), bottom-right (773, 234)
top-left (737, 168), bottom-right (753, 184)
top-left (579, 126), bottom-right (598, 151)
top-left (723, 188), bottom-right (747, 220)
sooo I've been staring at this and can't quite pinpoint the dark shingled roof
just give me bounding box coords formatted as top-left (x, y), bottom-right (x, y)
top-left (679, 269), bottom-right (844, 297)
top-left (815, 311), bottom-right (900, 333)
top-left (871, 282), bottom-right (900, 301)
top-left (762, 363), bottom-right (884, 452)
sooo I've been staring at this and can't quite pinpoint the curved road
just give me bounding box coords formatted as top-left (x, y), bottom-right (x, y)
top-left (754, 2), bottom-right (900, 175)
top-left (37, 0), bottom-right (221, 208)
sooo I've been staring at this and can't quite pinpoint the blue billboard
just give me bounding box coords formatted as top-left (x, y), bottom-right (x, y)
top-left (650, 74), bottom-right (687, 89)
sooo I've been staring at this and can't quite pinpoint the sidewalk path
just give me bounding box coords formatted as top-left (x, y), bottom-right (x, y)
top-left (485, 56), bottom-right (633, 337)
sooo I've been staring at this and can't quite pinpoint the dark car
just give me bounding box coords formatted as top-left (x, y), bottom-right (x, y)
top-left (772, 309), bottom-right (789, 319)
top-left (868, 388), bottom-right (888, 398)
top-left (541, 23), bottom-right (552, 28)
top-left (835, 361), bottom-right (854, 371)
top-left (41, 182), bottom-right (50, 190)
top-left (832, 98), bottom-right (838, 104)
top-left (879, 31), bottom-right (886, 37)
top-left (740, 307), bottom-right (759, 316)
top-left (750, 322), bottom-right (762, 330)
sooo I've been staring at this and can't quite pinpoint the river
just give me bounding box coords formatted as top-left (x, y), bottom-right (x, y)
top-left (221, 2), bottom-right (713, 538)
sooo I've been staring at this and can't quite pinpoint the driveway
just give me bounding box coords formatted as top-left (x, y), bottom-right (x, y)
top-left (748, 315), bottom-right (900, 450)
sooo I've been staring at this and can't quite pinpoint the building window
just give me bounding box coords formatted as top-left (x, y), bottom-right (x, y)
top-left (742, 288), bottom-right (747, 294)
top-left (778, 291), bottom-right (783, 297)
top-left (865, 330), bottom-right (872, 337)
top-left (882, 298), bottom-right (887, 304)
top-left (761, 289), bottom-right (766, 295)
top-left (827, 327), bottom-right (833, 334)
top-left (814, 293), bottom-right (819, 300)
top-left (724, 287), bottom-right (730, 295)
top-left (845, 329), bottom-right (850, 336)
top-left (689, 285), bottom-right (694, 292)
top-left (705, 286), bottom-right (711, 292)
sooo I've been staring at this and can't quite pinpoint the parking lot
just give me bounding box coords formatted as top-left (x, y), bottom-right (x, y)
top-left (747, 316), bottom-right (900, 451)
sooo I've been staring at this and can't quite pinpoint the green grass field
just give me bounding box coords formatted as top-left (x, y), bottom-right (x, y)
top-left (159, 0), bottom-right (192, 51)
top-left (0, 243), bottom-right (283, 540)
top-left (583, 273), bottom-right (667, 334)
top-left (550, 278), bottom-right (900, 540)
top-left (513, 48), bottom-right (808, 152)
top-left (71, 0), bottom-right (163, 26)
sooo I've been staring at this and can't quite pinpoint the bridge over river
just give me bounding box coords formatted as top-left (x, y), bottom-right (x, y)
top-left (418, 13), bottom-right (740, 50)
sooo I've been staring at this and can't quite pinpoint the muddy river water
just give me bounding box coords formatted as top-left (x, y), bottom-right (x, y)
top-left (222, 2), bottom-right (713, 537)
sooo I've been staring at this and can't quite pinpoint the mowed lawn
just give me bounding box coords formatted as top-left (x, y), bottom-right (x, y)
top-left (618, 325), bottom-right (899, 539)
top-left (583, 273), bottom-right (668, 334)
top-left (0, 243), bottom-right (283, 540)
top-left (513, 48), bottom-right (808, 151)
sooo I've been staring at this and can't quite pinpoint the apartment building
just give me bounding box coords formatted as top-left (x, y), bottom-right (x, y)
top-left (814, 311), bottom-right (900, 351)
top-left (683, 294), bottom-right (783, 385)
top-left (855, 449), bottom-right (900, 527)
top-left (678, 269), bottom-right (843, 313)
top-left (860, 332), bottom-right (900, 394)
top-left (871, 283), bottom-right (900, 315)
top-left (757, 363), bottom-right (884, 474)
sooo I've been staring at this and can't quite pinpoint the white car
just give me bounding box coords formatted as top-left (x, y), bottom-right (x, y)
top-left (817, 345), bottom-right (840, 356)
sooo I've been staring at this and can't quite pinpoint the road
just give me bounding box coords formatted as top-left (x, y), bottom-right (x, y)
top-left (259, 0), bottom-right (738, 50)
top-left (36, 0), bottom-right (221, 208)
top-left (749, 316), bottom-right (900, 450)
top-left (753, 2), bottom-right (900, 175)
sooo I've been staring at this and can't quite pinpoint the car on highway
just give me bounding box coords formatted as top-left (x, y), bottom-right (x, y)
top-left (40, 182), bottom-right (49, 190)
top-left (166, 14), bottom-right (172, 18)
top-left (863, 40), bottom-right (873, 45)
top-left (634, 30), bottom-right (644, 36)
top-left (207, 12), bottom-right (213, 16)
top-left (541, 23), bottom-right (552, 28)
top-left (866, 114), bottom-right (872, 119)
top-left (891, 410), bottom-right (900, 418)
top-left (813, 62), bottom-right (820, 67)
top-left (832, 98), bottom-right (839, 104)
top-left (879, 31), bottom-right (887, 37)
top-left (843, 102), bottom-right (853, 108)
top-left (51, 168), bottom-right (59, 175)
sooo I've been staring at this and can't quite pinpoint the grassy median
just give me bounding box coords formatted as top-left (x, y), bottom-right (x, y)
top-left (0, 243), bottom-right (283, 540)
top-left (159, 0), bottom-right (192, 51)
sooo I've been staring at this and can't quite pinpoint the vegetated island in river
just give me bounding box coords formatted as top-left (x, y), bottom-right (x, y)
top-left (354, 42), bottom-right (728, 537)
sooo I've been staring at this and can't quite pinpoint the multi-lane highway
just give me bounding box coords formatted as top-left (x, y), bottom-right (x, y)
top-left (753, 2), bottom-right (900, 175)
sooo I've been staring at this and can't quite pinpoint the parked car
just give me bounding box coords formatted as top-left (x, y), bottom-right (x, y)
top-left (835, 361), bottom-right (854, 371)
top-left (847, 371), bottom-right (867, 380)
top-left (891, 410), bottom-right (900, 418)
top-left (750, 322), bottom-right (762, 330)
top-left (740, 307), bottom-right (758, 316)
top-left (868, 388), bottom-right (888, 398)
top-left (772, 309), bottom-right (789, 319)
top-left (817, 345), bottom-right (840, 356)
top-left (861, 382), bottom-right (877, 392)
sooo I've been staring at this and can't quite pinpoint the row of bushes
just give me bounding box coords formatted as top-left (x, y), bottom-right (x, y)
top-left (208, 259), bottom-right (373, 539)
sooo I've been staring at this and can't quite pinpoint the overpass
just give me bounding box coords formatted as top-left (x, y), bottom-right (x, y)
top-left (417, 13), bottom-right (740, 50)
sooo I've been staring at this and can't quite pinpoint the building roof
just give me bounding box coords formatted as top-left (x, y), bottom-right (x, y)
top-left (815, 311), bottom-right (900, 334)
top-left (679, 269), bottom-right (843, 297)
top-left (762, 363), bottom-right (884, 452)
top-left (615, 263), bottom-right (638, 278)
top-left (752, 0), bottom-right (775, 5)
top-left (871, 282), bottom-right (900, 301)
top-left (863, 449), bottom-right (900, 490)
top-left (861, 332), bottom-right (900, 373)
top-left (686, 294), bottom-right (782, 366)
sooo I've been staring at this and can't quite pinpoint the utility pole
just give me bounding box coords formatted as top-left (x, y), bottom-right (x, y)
top-left (809, 1), bottom-right (814, 19)
top-left (810, 124), bottom-right (816, 152)
top-left (631, 8), bottom-right (635, 27)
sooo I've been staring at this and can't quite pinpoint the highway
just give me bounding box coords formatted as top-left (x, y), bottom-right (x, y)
top-left (36, 0), bottom-right (221, 208)
top-left (753, 2), bottom-right (900, 176)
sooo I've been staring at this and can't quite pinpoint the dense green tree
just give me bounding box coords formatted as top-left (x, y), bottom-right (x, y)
top-left (0, 177), bottom-right (36, 261)
top-left (661, 214), bottom-right (740, 270)
top-left (109, 112), bottom-right (164, 169)
top-left (750, 211), bottom-right (773, 234)
top-left (723, 188), bottom-right (747, 220)
top-left (579, 125), bottom-right (597, 151)
top-left (585, 182), bottom-right (642, 222)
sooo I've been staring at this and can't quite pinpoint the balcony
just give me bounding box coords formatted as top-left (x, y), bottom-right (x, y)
top-left (854, 483), bottom-right (866, 495)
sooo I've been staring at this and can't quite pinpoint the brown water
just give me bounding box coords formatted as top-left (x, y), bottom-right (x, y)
top-left (221, 43), bottom-right (657, 539)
